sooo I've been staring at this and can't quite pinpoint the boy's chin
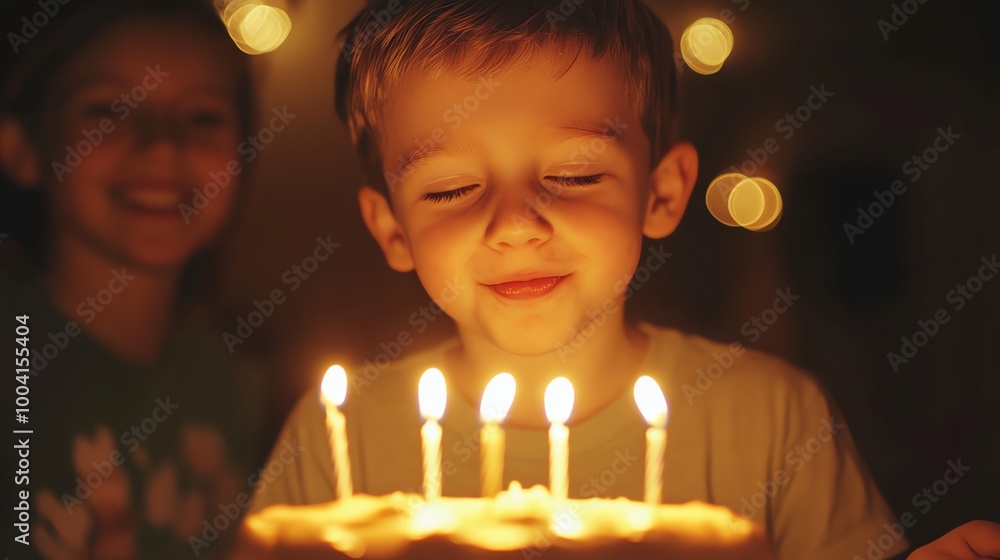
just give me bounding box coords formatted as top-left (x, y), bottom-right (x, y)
top-left (480, 323), bottom-right (581, 358)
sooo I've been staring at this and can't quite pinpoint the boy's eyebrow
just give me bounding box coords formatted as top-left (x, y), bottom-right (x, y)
top-left (402, 123), bottom-right (625, 170)
top-left (403, 138), bottom-right (483, 170)
top-left (544, 123), bottom-right (625, 146)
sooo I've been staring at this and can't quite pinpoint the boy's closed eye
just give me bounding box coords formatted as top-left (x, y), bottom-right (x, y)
top-left (422, 174), bottom-right (607, 203)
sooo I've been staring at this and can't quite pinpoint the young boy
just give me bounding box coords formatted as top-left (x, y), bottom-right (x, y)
top-left (245, 1), bottom-right (909, 558)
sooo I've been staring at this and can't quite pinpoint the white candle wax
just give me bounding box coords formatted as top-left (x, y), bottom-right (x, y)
top-left (480, 421), bottom-right (504, 497)
top-left (478, 372), bottom-right (515, 499)
top-left (544, 377), bottom-right (574, 502)
top-left (422, 419), bottom-right (443, 500)
top-left (644, 426), bottom-right (666, 504)
top-left (549, 422), bottom-right (569, 501)
top-left (321, 366), bottom-right (353, 500)
top-left (634, 375), bottom-right (668, 506)
top-left (323, 403), bottom-right (353, 499)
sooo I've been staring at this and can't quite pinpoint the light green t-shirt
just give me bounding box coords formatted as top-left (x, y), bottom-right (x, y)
top-left (250, 322), bottom-right (907, 560)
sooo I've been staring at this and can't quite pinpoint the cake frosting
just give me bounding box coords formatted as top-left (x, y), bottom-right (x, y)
top-left (233, 483), bottom-right (776, 559)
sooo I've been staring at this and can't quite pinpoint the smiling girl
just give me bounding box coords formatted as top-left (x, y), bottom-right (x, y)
top-left (0, 1), bottom-right (266, 558)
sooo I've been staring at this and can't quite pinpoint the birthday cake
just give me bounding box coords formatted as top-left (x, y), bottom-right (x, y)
top-left (233, 483), bottom-right (776, 559)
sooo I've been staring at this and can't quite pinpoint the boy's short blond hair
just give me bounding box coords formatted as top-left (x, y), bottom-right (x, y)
top-left (334, 0), bottom-right (678, 193)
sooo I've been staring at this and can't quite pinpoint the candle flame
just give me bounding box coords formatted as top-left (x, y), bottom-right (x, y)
top-left (544, 377), bottom-right (574, 424)
top-left (321, 365), bottom-right (348, 407)
top-left (634, 375), bottom-right (668, 428)
top-left (480, 372), bottom-right (516, 423)
top-left (418, 368), bottom-right (447, 420)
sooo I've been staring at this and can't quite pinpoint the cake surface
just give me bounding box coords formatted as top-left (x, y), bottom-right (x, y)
top-left (233, 484), bottom-right (776, 560)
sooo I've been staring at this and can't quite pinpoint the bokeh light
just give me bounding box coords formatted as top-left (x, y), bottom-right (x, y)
top-left (705, 173), bottom-right (746, 227)
top-left (680, 18), bottom-right (734, 75)
top-left (706, 173), bottom-right (783, 232)
top-left (729, 177), bottom-right (766, 227)
top-left (742, 177), bottom-right (783, 231)
top-left (218, 0), bottom-right (291, 55)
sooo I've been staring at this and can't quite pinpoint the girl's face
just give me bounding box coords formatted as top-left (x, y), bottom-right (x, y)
top-left (39, 16), bottom-right (243, 272)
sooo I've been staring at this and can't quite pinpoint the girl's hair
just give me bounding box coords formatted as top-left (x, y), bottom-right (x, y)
top-left (334, 0), bottom-right (678, 195)
top-left (0, 0), bottom-right (256, 306)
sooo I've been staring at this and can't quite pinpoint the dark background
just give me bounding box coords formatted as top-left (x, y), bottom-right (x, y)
top-left (2, 0), bottom-right (998, 551)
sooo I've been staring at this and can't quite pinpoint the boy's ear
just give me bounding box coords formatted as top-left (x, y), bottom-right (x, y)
top-left (643, 141), bottom-right (698, 239)
top-left (358, 185), bottom-right (415, 272)
top-left (0, 119), bottom-right (40, 187)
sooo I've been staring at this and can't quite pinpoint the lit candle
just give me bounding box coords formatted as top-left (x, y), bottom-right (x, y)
top-left (479, 373), bottom-right (516, 497)
top-left (418, 367), bottom-right (447, 500)
top-left (634, 375), bottom-right (668, 505)
top-left (544, 377), bottom-right (574, 502)
top-left (320, 365), bottom-right (352, 499)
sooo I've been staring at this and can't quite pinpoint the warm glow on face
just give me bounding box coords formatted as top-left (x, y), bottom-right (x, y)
top-left (419, 368), bottom-right (447, 420)
top-left (633, 375), bottom-right (668, 428)
top-left (480, 373), bottom-right (516, 423)
top-left (321, 365), bottom-right (348, 407)
top-left (376, 46), bottom-right (650, 359)
top-left (219, 0), bottom-right (291, 55)
top-left (680, 18), bottom-right (734, 75)
top-left (544, 377), bottom-right (574, 424)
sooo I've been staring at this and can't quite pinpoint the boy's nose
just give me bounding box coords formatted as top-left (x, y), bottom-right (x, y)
top-left (484, 188), bottom-right (553, 251)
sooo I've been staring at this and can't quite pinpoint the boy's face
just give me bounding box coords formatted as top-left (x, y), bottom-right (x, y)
top-left (365, 47), bottom-right (690, 355)
top-left (38, 17), bottom-right (241, 271)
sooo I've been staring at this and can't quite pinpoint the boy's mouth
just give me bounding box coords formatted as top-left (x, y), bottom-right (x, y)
top-left (489, 276), bottom-right (567, 300)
